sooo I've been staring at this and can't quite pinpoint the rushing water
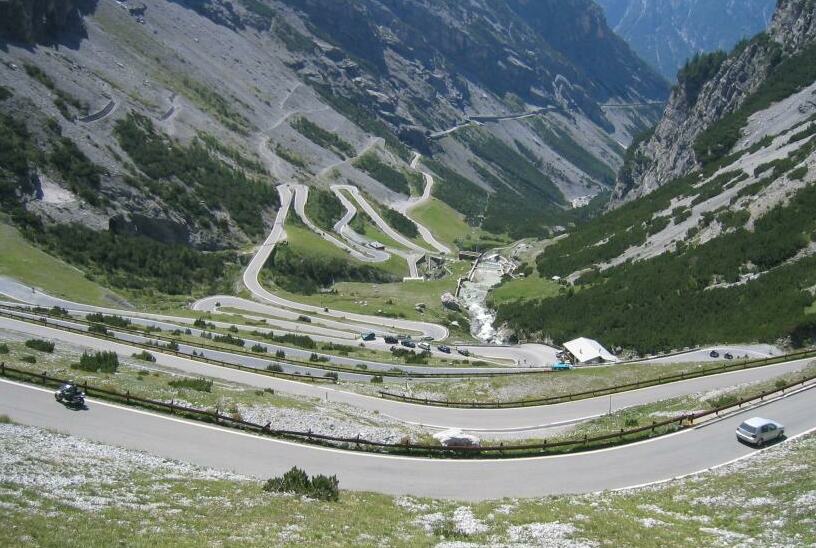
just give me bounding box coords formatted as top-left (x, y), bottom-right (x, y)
top-left (458, 257), bottom-right (505, 343)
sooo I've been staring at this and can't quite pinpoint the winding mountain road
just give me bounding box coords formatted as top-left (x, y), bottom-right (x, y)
top-left (2, 377), bottom-right (813, 500)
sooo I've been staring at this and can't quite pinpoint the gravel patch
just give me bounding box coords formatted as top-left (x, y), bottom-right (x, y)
top-left (0, 423), bottom-right (248, 512)
top-left (238, 401), bottom-right (427, 444)
top-left (506, 522), bottom-right (594, 547)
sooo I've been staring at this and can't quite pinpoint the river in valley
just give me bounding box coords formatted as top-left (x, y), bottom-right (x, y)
top-left (458, 256), bottom-right (506, 343)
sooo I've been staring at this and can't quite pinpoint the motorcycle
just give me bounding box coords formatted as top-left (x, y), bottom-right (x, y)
top-left (54, 383), bottom-right (86, 408)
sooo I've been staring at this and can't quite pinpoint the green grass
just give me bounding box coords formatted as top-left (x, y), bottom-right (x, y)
top-left (489, 271), bottom-right (562, 306)
top-left (267, 260), bottom-right (473, 335)
top-left (0, 339), bottom-right (315, 412)
top-left (383, 358), bottom-right (773, 403)
top-left (0, 222), bottom-right (121, 307)
top-left (2, 423), bottom-right (813, 546)
top-left (409, 198), bottom-right (473, 252)
top-left (284, 222), bottom-right (407, 278)
top-left (806, 301), bottom-right (816, 315)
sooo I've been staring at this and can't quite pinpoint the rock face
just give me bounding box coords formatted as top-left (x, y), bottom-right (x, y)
top-left (612, 0), bottom-right (816, 205)
top-left (598, 0), bottom-right (776, 80)
top-left (0, 0), bottom-right (93, 44)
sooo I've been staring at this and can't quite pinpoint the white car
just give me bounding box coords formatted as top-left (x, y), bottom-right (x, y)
top-left (736, 417), bottom-right (785, 447)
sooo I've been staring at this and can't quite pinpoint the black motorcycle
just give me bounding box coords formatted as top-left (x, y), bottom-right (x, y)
top-left (55, 383), bottom-right (86, 408)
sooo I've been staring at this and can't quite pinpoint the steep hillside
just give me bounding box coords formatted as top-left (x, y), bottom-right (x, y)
top-left (613, 0), bottom-right (816, 204)
top-left (495, 0), bottom-right (816, 354)
top-left (598, 0), bottom-right (775, 80)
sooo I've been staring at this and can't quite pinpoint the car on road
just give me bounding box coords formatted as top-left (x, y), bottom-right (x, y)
top-left (401, 339), bottom-right (416, 349)
top-left (709, 350), bottom-right (720, 358)
top-left (418, 342), bottom-right (431, 351)
top-left (384, 336), bottom-right (398, 345)
top-left (361, 332), bottom-right (376, 342)
top-left (437, 345), bottom-right (451, 354)
top-left (724, 352), bottom-right (734, 360)
top-left (456, 347), bottom-right (470, 357)
top-left (736, 417), bottom-right (785, 446)
top-left (552, 362), bottom-right (573, 371)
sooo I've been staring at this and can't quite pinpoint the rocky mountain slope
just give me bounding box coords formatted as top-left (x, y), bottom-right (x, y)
top-left (0, 0), bottom-right (668, 261)
top-left (495, 0), bottom-right (816, 352)
top-left (613, 0), bottom-right (816, 204)
top-left (598, 0), bottom-right (776, 80)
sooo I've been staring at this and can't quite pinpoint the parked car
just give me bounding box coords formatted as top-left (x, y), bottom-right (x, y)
top-left (736, 417), bottom-right (785, 447)
top-left (384, 336), bottom-right (398, 345)
top-left (709, 350), bottom-right (720, 358)
top-left (401, 339), bottom-right (416, 349)
top-left (724, 352), bottom-right (734, 360)
top-left (456, 347), bottom-right (470, 357)
top-left (437, 345), bottom-right (451, 354)
top-left (418, 342), bottom-right (431, 351)
top-left (552, 362), bottom-right (573, 371)
top-left (360, 332), bottom-right (376, 342)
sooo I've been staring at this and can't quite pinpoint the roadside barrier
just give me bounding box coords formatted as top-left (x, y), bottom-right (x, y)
top-left (2, 362), bottom-right (813, 458)
top-left (379, 348), bottom-right (816, 408)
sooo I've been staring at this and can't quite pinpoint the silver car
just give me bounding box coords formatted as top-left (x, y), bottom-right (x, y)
top-left (736, 417), bottom-right (785, 446)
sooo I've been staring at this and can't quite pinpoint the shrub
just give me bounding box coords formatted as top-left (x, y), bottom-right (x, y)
top-left (267, 363), bottom-right (284, 372)
top-left (228, 325), bottom-right (239, 333)
top-left (168, 377), bottom-right (213, 392)
top-left (263, 466), bottom-right (339, 501)
top-left (0, 343), bottom-right (9, 354)
top-left (323, 372), bottom-right (339, 381)
top-left (86, 313), bottom-right (131, 328)
top-left (251, 343), bottom-right (268, 353)
top-left (21, 355), bottom-right (37, 364)
top-left (88, 324), bottom-right (108, 335)
top-left (213, 333), bottom-right (245, 347)
top-left (309, 353), bottom-right (329, 363)
top-left (275, 349), bottom-right (286, 359)
top-left (132, 351), bottom-right (156, 362)
top-left (370, 375), bottom-right (384, 384)
top-left (73, 351), bottom-right (119, 373)
top-left (193, 318), bottom-right (207, 328)
top-left (25, 339), bottom-right (54, 353)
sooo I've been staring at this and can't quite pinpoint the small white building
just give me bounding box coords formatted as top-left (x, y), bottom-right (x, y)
top-left (563, 337), bottom-right (619, 365)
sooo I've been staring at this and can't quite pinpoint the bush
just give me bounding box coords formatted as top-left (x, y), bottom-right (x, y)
top-left (370, 375), bottom-right (384, 384)
top-left (251, 343), bottom-right (268, 353)
top-left (275, 349), bottom-right (286, 359)
top-left (25, 339), bottom-right (55, 353)
top-left (88, 324), bottom-right (108, 335)
top-left (193, 318), bottom-right (208, 328)
top-left (324, 371), bottom-right (339, 381)
top-left (213, 333), bottom-right (245, 347)
top-left (263, 466), bottom-right (339, 502)
top-left (73, 351), bottom-right (119, 373)
top-left (309, 353), bottom-right (329, 363)
top-left (267, 363), bottom-right (284, 372)
top-left (0, 343), bottom-right (9, 354)
top-left (132, 351), bottom-right (156, 362)
top-left (21, 355), bottom-right (37, 364)
top-left (168, 377), bottom-right (213, 392)
top-left (86, 313), bottom-right (131, 328)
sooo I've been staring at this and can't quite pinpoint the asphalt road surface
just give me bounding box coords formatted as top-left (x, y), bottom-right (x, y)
top-left (2, 378), bottom-right (813, 500)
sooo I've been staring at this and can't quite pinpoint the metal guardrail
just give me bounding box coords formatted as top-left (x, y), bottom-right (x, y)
top-left (379, 348), bottom-right (816, 408)
top-left (2, 363), bottom-right (813, 458)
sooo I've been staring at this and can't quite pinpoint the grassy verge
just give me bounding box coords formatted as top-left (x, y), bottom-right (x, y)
top-left (489, 271), bottom-right (562, 306)
top-left (372, 358), bottom-right (800, 403)
top-left (1, 424), bottom-right (813, 546)
top-left (408, 198), bottom-right (473, 252)
top-left (262, 260), bottom-right (474, 335)
top-left (0, 337), bottom-right (316, 413)
top-left (0, 222), bottom-right (122, 307)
